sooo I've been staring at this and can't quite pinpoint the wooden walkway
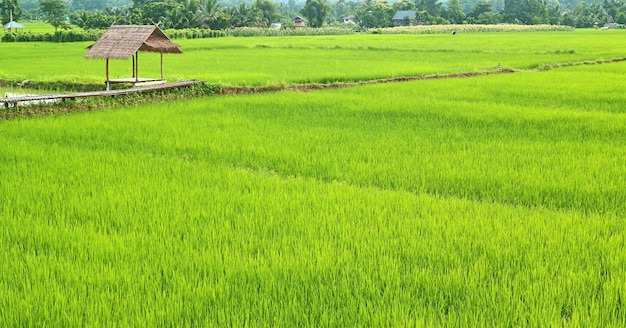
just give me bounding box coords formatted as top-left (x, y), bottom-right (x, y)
top-left (1, 80), bottom-right (203, 108)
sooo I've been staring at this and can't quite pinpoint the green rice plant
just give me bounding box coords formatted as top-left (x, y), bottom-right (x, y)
top-left (163, 28), bottom-right (226, 39)
top-left (376, 24), bottom-right (575, 34)
top-left (1, 30), bottom-right (626, 89)
top-left (0, 60), bottom-right (624, 326)
top-left (226, 26), bottom-right (356, 37)
top-left (1, 29), bottom-right (102, 42)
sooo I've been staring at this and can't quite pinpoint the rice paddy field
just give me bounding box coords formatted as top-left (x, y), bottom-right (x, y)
top-left (1, 29), bottom-right (626, 86)
top-left (1, 30), bottom-right (626, 326)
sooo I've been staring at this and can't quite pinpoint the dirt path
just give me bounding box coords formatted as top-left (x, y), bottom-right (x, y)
top-left (217, 56), bottom-right (626, 95)
top-left (218, 68), bottom-right (518, 95)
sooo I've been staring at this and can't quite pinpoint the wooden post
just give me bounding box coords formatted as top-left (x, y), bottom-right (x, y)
top-left (135, 52), bottom-right (139, 82)
top-left (132, 55), bottom-right (135, 79)
top-left (105, 58), bottom-right (110, 91)
top-left (160, 52), bottom-right (164, 80)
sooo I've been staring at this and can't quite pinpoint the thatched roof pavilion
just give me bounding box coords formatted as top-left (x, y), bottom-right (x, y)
top-left (3, 21), bottom-right (25, 33)
top-left (85, 25), bottom-right (182, 89)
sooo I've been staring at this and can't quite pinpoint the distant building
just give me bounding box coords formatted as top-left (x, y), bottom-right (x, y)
top-left (602, 15), bottom-right (624, 29)
top-left (343, 15), bottom-right (356, 24)
top-left (293, 16), bottom-right (305, 27)
top-left (392, 10), bottom-right (417, 26)
top-left (603, 22), bottom-right (623, 29)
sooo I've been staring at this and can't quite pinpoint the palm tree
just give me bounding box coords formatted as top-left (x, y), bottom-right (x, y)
top-left (167, 5), bottom-right (190, 29)
top-left (178, 0), bottom-right (228, 29)
top-left (229, 2), bottom-right (263, 27)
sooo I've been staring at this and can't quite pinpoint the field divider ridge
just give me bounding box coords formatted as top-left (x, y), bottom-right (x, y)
top-left (218, 56), bottom-right (626, 95)
top-left (218, 68), bottom-right (519, 95)
top-left (531, 56), bottom-right (626, 71)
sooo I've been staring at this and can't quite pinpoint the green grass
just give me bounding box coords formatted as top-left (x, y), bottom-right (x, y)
top-left (1, 30), bottom-right (626, 87)
top-left (1, 56), bottom-right (625, 326)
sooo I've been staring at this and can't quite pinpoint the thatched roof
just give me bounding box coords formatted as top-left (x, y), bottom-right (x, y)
top-left (85, 25), bottom-right (182, 60)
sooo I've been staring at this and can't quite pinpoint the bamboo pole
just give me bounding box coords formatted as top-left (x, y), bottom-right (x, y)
top-left (135, 52), bottom-right (139, 82)
top-left (105, 58), bottom-right (110, 90)
top-left (160, 52), bottom-right (164, 80)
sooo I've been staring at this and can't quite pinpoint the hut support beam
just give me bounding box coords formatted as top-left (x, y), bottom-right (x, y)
top-left (105, 59), bottom-right (110, 91)
top-left (160, 52), bottom-right (164, 80)
top-left (135, 52), bottom-right (139, 82)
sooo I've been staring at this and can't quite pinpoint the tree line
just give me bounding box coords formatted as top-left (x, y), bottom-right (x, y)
top-left (1, 0), bottom-right (625, 31)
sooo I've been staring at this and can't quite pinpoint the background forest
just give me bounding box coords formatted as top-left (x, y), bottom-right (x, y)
top-left (2, 0), bottom-right (624, 35)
